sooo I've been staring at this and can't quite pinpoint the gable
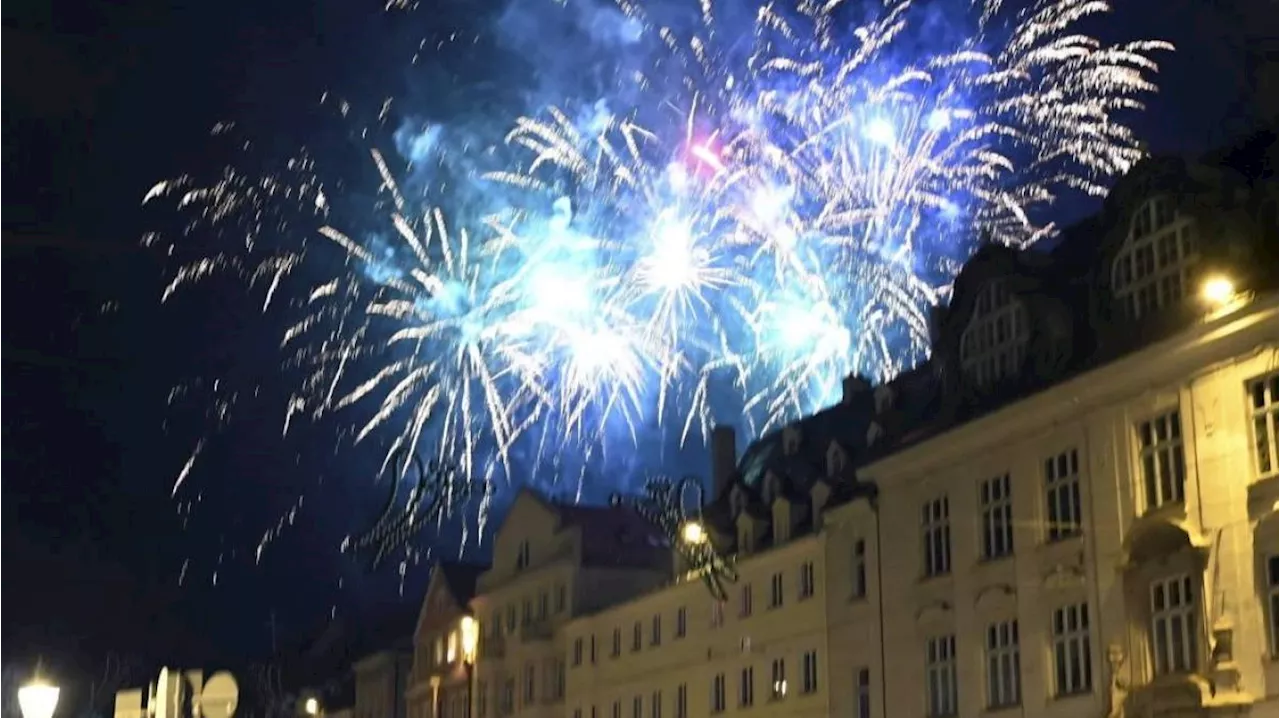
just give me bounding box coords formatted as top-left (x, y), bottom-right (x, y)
top-left (414, 567), bottom-right (463, 642)
top-left (483, 490), bottom-right (562, 585)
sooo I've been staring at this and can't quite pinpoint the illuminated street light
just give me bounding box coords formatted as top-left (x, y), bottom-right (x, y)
top-left (304, 697), bottom-right (320, 715)
top-left (1201, 275), bottom-right (1235, 307)
top-left (459, 616), bottom-right (479, 664)
top-left (681, 521), bottom-right (707, 545)
top-left (18, 678), bottom-right (59, 718)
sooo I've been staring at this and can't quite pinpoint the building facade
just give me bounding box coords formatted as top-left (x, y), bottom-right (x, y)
top-left (435, 138), bottom-right (1278, 718)
top-left (407, 562), bottom-right (488, 718)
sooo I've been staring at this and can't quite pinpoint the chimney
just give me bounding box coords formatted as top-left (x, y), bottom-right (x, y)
top-left (711, 425), bottom-right (737, 498)
top-left (842, 374), bottom-right (872, 405)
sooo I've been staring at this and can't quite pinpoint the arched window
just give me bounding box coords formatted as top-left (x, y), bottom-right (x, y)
top-left (1111, 196), bottom-right (1198, 320)
top-left (960, 280), bottom-right (1028, 387)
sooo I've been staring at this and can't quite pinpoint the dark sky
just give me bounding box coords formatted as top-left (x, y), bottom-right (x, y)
top-left (2, 0), bottom-right (1274, 688)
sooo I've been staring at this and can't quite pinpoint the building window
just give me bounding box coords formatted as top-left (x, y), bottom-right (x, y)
top-left (574, 710), bottom-right (582, 718)
top-left (741, 583), bottom-right (754, 617)
top-left (1249, 373), bottom-right (1280, 475)
top-left (651, 691), bottom-right (661, 718)
top-left (1051, 603), bottom-right (1092, 695)
top-left (979, 473), bottom-right (1014, 560)
top-left (710, 600), bottom-right (725, 628)
top-left (651, 615), bottom-right (661, 646)
top-left (711, 673), bottom-right (726, 714)
top-left (1111, 196), bottom-right (1197, 320)
top-left (922, 496), bottom-right (952, 578)
top-left (675, 606), bottom-right (687, 638)
top-left (524, 662), bottom-right (536, 703)
top-left (770, 658), bottom-right (787, 700)
top-left (632, 696), bottom-right (642, 718)
top-left (1268, 555), bottom-right (1279, 658)
top-left (521, 599), bottom-right (532, 626)
top-left (590, 635), bottom-right (597, 663)
top-left (516, 540), bottom-right (531, 570)
top-left (573, 637), bottom-right (583, 666)
top-left (550, 658), bottom-right (566, 700)
top-left (1138, 410), bottom-right (1186, 510)
top-left (1045, 448), bottom-right (1082, 541)
top-left (538, 590), bottom-right (549, 619)
top-left (556, 583), bottom-right (568, 612)
top-left (925, 635), bottom-right (957, 718)
top-left (611, 628), bottom-right (621, 657)
top-left (611, 701), bottom-right (621, 718)
top-left (500, 679), bottom-right (514, 715)
top-left (960, 280), bottom-right (1029, 387)
top-left (851, 540), bottom-right (867, 598)
top-left (739, 666), bottom-right (754, 707)
top-left (676, 684), bottom-right (687, 718)
top-left (799, 561), bottom-right (816, 599)
top-left (856, 668), bottom-right (871, 718)
top-left (801, 650), bottom-right (819, 694)
top-left (769, 572), bottom-right (784, 608)
top-left (1151, 574), bottom-right (1199, 675)
top-left (632, 621), bottom-right (643, 652)
top-left (985, 620), bottom-right (1021, 708)
top-left (506, 606), bottom-right (516, 633)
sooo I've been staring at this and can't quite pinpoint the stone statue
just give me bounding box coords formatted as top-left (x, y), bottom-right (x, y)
top-left (1106, 644), bottom-right (1129, 718)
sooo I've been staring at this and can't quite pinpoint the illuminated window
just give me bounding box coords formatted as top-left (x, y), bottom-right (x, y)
top-left (1267, 555), bottom-right (1279, 658)
top-left (960, 280), bottom-right (1028, 387)
top-left (925, 635), bottom-right (957, 717)
top-left (1248, 374), bottom-right (1280, 475)
top-left (984, 620), bottom-right (1020, 708)
top-left (921, 496), bottom-right (951, 578)
top-left (770, 658), bottom-right (787, 700)
top-left (1051, 603), bottom-right (1091, 695)
top-left (1111, 196), bottom-right (1198, 320)
top-left (447, 631), bottom-right (458, 663)
top-left (979, 473), bottom-right (1013, 560)
top-left (1044, 449), bottom-right (1082, 541)
top-left (851, 540), bottom-right (867, 598)
top-left (1151, 575), bottom-right (1199, 675)
top-left (1138, 410), bottom-right (1186, 510)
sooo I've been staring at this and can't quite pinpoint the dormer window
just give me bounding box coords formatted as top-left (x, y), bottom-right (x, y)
top-left (763, 472), bottom-right (782, 505)
top-left (783, 427), bottom-right (801, 455)
top-left (730, 485), bottom-right (748, 518)
top-left (826, 442), bottom-right (846, 477)
top-left (960, 280), bottom-right (1028, 387)
top-left (515, 540), bottom-right (531, 571)
top-left (1111, 196), bottom-right (1199, 320)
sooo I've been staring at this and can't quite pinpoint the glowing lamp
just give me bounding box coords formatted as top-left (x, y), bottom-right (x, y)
top-left (1200, 275), bottom-right (1235, 307)
top-left (304, 697), bottom-right (320, 715)
top-left (18, 680), bottom-right (59, 718)
top-left (459, 615), bottom-right (479, 664)
top-left (681, 521), bottom-right (707, 545)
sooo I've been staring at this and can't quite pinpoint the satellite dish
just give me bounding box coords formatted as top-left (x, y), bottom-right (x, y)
top-left (198, 672), bottom-right (239, 718)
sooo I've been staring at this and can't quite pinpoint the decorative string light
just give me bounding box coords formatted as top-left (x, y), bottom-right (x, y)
top-left (612, 476), bottom-right (738, 601)
top-left (349, 450), bottom-right (477, 569)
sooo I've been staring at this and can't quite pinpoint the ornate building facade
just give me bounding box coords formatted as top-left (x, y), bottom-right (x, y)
top-left (402, 135), bottom-right (1278, 718)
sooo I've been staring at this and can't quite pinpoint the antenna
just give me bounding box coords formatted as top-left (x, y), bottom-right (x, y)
top-left (196, 672), bottom-right (239, 718)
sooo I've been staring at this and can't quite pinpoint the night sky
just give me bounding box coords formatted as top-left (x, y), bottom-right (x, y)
top-left (2, 0), bottom-right (1274, 693)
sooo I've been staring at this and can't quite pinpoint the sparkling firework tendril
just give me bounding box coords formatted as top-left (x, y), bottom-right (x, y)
top-left (610, 476), bottom-right (738, 601)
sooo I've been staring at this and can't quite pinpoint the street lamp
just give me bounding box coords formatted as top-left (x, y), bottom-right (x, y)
top-left (459, 616), bottom-right (479, 718)
top-left (681, 520), bottom-right (707, 545)
top-left (1201, 275), bottom-right (1236, 308)
top-left (303, 697), bottom-right (321, 716)
top-left (18, 677), bottom-right (59, 718)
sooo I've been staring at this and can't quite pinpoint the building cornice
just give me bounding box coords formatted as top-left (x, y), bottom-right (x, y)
top-left (860, 292), bottom-right (1279, 481)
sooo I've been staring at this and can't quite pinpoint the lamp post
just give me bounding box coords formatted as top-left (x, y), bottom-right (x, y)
top-left (18, 674), bottom-right (60, 718)
top-left (459, 616), bottom-right (479, 718)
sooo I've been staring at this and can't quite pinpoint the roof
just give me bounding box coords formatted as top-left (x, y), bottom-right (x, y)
top-left (532, 490), bottom-right (670, 569)
top-left (437, 561), bottom-right (487, 607)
